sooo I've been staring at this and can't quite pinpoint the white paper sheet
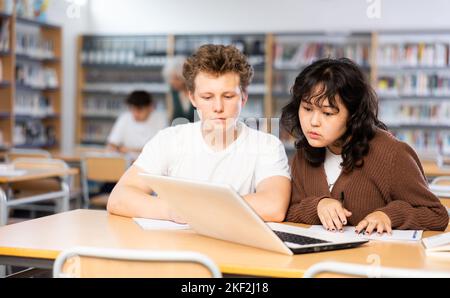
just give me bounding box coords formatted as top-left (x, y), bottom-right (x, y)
top-left (0, 169), bottom-right (27, 177)
top-left (422, 232), bottom-right (450, 249)
top-left (133, 217), bottom-right (190, 230)
top-left (308, 225), bottom-right (423, 242)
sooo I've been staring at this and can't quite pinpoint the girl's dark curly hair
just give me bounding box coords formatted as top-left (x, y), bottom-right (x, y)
top-left (280, 58), bottom-right (387, 173)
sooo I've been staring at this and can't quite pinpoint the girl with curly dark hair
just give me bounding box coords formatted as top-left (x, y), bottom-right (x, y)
top-left (281, 58), bottom-right (448, 234)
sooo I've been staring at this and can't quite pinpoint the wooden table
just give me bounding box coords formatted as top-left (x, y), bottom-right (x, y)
top-left (440, 197), bottom-right (450, 209)
top-left (422, 160), bottom-right (450, 178)
top-left (0, 209), bottom-right (448, 277)
top-left (51, 146), bottom-right (137, 163)
top-left (0, 168), bottom-right (79, 226)
top-left (0, 168), bottom-right (78, 184)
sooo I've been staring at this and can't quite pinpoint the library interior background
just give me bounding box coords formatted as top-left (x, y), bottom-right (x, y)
top-left (0, 0), bottom-right (450, 219)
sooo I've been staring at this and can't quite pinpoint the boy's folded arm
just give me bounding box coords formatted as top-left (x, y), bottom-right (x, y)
top-left (107, 165), bottom-right (171, 220)
top-left (243, 176), bottom-right (291, 223)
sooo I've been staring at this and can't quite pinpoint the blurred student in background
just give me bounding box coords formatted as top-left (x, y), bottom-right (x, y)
top-left (107, 90), bottom-right (168, 154)
top-left (162, 56), bottom-right (196, 123)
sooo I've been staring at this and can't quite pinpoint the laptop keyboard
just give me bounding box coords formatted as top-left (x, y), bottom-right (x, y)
top-left (273, 230), bottom-right (329, 245)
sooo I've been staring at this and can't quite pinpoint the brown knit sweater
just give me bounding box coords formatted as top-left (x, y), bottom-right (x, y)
top-left (286, 129), bottom-right (449, 231)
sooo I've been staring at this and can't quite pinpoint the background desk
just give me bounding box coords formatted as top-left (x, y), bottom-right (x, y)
top-left (0, 209), bottom-right (448, 277)
top-left (422, 160), bottom-right (450, 178)
top-left (0, 168), bottom-right (79, 226)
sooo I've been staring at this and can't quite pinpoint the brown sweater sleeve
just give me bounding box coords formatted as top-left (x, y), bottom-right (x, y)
top-left (376, 142), bottom-right (449, 231)
top-left (285, 153), bottom-right (328, 224)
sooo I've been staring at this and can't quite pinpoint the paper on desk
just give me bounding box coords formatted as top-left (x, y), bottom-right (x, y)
top-left (308, 225), bottom-right (423, 242)
top-left (133, 217), bottom-right (190, 230)
top-left (0, 169), bottom-right (27, 177)
top-left (422, 232), bottom-right (450, 250)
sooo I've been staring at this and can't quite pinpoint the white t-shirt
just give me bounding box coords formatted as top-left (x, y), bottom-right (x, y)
top-left (324, 148), bottom-right (343, 191)
top-left (134, 121), bottom-right (291, 196)
top-left (107, 111), bottom-right (168, 150)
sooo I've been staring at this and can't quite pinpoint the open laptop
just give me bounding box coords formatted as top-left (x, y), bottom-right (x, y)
top-left (139, 173), bottom-right (368, 255)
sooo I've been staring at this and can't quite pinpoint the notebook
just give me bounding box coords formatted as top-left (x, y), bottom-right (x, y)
top-left (133, 217), bottom-right (190, 230)
top-left (422, 232), bottom-right (450, 259)
top-left (0, 169), bottom-right (27, 177)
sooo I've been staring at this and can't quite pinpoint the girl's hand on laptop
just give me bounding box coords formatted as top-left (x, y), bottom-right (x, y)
top-left (355, 211), bottom-right (392, 236)
top-left (169, 209), bottom-right (187, 224)
top-left (317, 198), bottom-right (352, 232)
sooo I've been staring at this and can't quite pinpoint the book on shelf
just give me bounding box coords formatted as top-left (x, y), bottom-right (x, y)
top-left (82, 121), bottom-right (115, 145)
top-left (83, 83), bottom-right (168, 94)
top-left (15, 0), bottom-right (49, 22)
top-left (272, 70), bottom-right (297, 95)
top-left (15, 93), bottom-right (54, 117)
top-left (175, 35), bottom-right (264, 56)
top-left (13, 119), bottom-right (56, 147)
top-left (240, 98), bottom-right (264, 120)
top-left (377, 72), bottom-right (450, 97)
top-left (390, 129), bottom-right (450, 155)
top-left (16, 63), bottom-right (58, 89)
top-left (444, 133), bottom-right (450, 155)
top-left (84, 68), bottom-right (163, 84)
top-left (1, 0), bottom-right (13, 14)
top-left (0, 18), bottom-right (10, 52)
top-left (16, 30), bottom-right (55, 59)
top-left (83, 96), bottom-right (126, 117)
top-left (380, 101), bottom-right (450, 126)
top-left (273, 42), bottom-right (370, 69)
top-left (377, 43), bottom-right (449, 68)
top-left (82, 36), bottom-right (167, 66)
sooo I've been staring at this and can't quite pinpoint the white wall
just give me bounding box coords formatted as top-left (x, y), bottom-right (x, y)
top-left (46, 0), bottom-right (450, 150)
top-left (87, 0), bottom-right (450, 34)
top-left (46, 0), bottom-right (90, 152)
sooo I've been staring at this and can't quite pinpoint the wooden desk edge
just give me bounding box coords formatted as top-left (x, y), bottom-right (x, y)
top-left (0, 246), bottom-right (304, 277)
top-left (0, 247), bottom-right (59, 260)
top-left (0, 168), bottom-right (79, 183)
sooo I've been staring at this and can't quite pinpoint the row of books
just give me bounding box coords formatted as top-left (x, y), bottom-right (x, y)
top-left (0, 18), bottom-right (10, 52)
top-left (377, 72), bottom-right (450, 97)
top-left (391, 129), bottom-right (450, 155)
top-left (81, 36), bottom-right (167, 66)
top-left (272, 71), bottom-right (299, 95)
top-left (15, 0), bottom-right (48, 21)
top-left (16, 30), bottom-right (55, 60)
top-left (377, 43), bottom-right (449, 68)
top-left (83, 96), bottom-right (127, 118)
top-left (84, 83), bottom-right (264, 96)
top-left (83, 83), bottom-right (168, 95)
top-left (82, 121), bottom-right (115, 144)
top-left (84, 69), bottom-right (164, 84)
top-left (251, 70), bottom-right (265, 85)
top-left (273, 43), bottom-right (371, 69)
top-left (13, 120), bottom-right (56, 147)
top-left (15, 93), bottom-right (54, 117)
top-left (175, 36), bottom-right (265, 56)
top-left (239, 98), bottom-right (264, 119)
top-left (81, 51), bottom-right (167, 67)
top-left (380, 101), bottom-right (450, 126)
top-left (16, 63), bottom-right (58, 89)
top-left (0, 130), bottom-right (4, 147)
top-left (1, 0), bottom-right (13, 14)
top-left (0, 59), bottom-right (3, 82)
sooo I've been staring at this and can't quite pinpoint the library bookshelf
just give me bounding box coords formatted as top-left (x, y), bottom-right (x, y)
top-left (75, 31), bottom-right (450, 159)
top-left (0, 0), bottom-right (62, 151)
